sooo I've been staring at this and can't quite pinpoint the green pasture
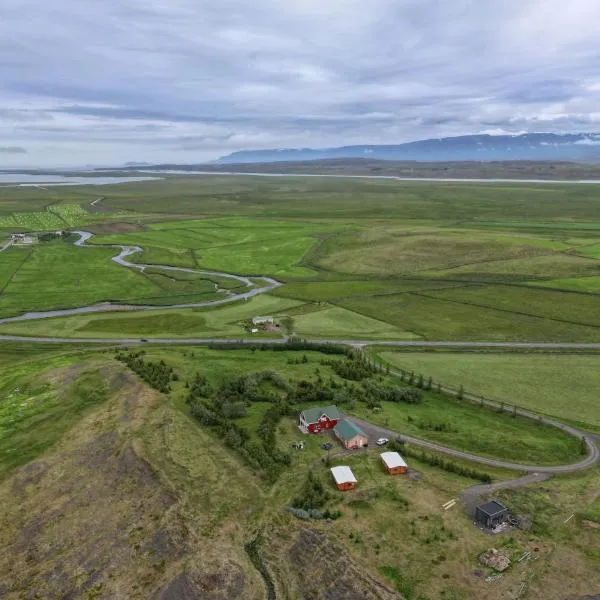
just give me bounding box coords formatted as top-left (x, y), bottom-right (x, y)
top-left (424, 253), bottom-right (600, 280)
top-left (91, 216), bottom-right (345, 278)
top-left (375, 351), bottom-right (600, 429)
top-left (0, 294), bottom-right (301, 338)
top-left (313, 228), bottom-right (568, 276)
top-left (576, 243), bottom-right (600, 259)
top-left (336, 292), bottom-right (600, 341)
top-left (272, 279), bottom-right (468, 302)
top-left (0, 239), bottom-right (266, 318)
top-left (530, 276), bottom-right (600, 293)
top-left (0, 351), bottom-right (112, 480)
top-left (0, 246), bottom-right (29, 291)
top-left (423, 284), bottom-right (600, 327)
top-left (291, 305), bottom-right (419, 340)
top-left (0, 203), bottom-right (91, 231)
top-left (0, 241), bottom-right (166, 317)
top-left (350, 392), bottom-right (581, 466)
top-left (88, 177), bottom-right (600, 222)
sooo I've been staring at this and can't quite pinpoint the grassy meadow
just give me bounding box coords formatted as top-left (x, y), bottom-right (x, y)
top-left (374, 350), bottom-right (600, 430)
top-left (0, 176), bottom-right (599, 344)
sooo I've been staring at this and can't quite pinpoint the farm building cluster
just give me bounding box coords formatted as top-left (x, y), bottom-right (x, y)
top-left (298, 404), bottom-right (409, 491)
top-left (249, 315), bottom-right (281, 333)
top-left (10, 232), bottom-right (37, 245)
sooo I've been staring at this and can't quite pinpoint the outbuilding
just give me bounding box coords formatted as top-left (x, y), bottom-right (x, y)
top-left (330, 465), bottom-right (357, 491)
top-left (334, 419), bottom-right (368, 449)
top-left (475, 500), bottom-right (508, 529)
top-left (380, 451), bottom-right (408, 475)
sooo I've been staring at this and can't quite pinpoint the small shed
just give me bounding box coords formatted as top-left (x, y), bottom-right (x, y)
top-left (334, 419), bottom-right (368, 449)
top-left (475, 500), bottom-right (508, 529)
top-left (331, 466), bottom-right (357, 491)
top-left (380, 451), bottom-right (407, 475)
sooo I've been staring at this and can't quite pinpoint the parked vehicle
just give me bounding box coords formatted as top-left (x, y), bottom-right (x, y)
top-left (376, 437), bottom-right (389, 446)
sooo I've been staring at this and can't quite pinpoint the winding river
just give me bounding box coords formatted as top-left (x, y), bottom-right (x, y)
top-left (0, 231), bottom-right (282, 325)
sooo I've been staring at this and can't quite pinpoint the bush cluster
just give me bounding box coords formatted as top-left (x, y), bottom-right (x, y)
top-left (115, 351), bottom-right (176, 393)
top-left (285, 506), bottom-right (342, 521)
top-left (186, 370), bottom-right (293, 482)
top-left (292, 471), bottom-right (329, 510)
top-left (207, 339), bottom-right (347, 355)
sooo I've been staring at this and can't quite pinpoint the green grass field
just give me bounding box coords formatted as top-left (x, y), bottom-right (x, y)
top-left (0, 294), bottom-right (302, 338)
top-left (0, 350), bottom-right (114, 479)
top-left (291, 305), bottom-right (420, 339)
top-left (0, 241), bottom-right (168, 316)
top-left (530, 276), bottom-right (600, 293)
top-left (0, 177), bottom-right (598, 342)
top-left (375, 351), bottom-right (600, 429)
top-left (336, 292), bottom-right (600, 341)
top-left (350, 393), bottom-right (581, 465)
top-left (92, 217), bottom-right (346, 278)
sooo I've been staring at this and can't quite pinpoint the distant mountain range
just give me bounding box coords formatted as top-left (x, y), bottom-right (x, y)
top-left (216, 133), bottom-right (600, 164)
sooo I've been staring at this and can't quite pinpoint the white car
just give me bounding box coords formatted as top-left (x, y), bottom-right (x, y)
top-left (376, 437), bottom-right (389, 446)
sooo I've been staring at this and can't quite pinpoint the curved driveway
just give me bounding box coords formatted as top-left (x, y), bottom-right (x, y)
top-left (349, 415), bottom-right (598, 474)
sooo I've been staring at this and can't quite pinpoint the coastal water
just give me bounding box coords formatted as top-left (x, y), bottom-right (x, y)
top-left (0, 173), bottom-right (160, 186)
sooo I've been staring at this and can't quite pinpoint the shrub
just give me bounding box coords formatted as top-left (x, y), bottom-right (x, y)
top-left (292, 471), bottom-right (329, 510)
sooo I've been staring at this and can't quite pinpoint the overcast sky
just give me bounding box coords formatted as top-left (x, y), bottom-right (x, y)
top-left (2, 0), bottom-right (600, 166)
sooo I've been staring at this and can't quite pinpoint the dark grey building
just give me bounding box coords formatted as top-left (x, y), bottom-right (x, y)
top-left (475, 500), bottom-right (508, 529)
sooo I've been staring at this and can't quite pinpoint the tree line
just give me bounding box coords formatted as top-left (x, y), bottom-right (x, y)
top-left (388, 439), bottom-right (492, 483)
top-left (115, 350), bottom-right (177, 393)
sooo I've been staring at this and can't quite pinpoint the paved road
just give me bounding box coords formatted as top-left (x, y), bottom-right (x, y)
top-left (2, 335), bottom-right (600, 352)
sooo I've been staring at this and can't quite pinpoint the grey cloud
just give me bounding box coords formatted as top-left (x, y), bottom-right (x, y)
top-left (0, 146), bottom-right (27, 154)
top-left (0, 0), bottom-right (599, 165)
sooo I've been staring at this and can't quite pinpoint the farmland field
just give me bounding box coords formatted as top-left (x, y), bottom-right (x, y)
top-left (375, 351), bottom-right (600, 429)
top-left (91, 216), bottom-right (347, 278)
top-left (0, 177), bottom-right (598, 344)
top-left (290, 305), bottom-right (419, 339)
top-left (0, 294), bottom-right (303, 337)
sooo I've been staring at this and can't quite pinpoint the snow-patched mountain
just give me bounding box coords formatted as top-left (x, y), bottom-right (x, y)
top-left (216, 133), bottom-right (600, 164)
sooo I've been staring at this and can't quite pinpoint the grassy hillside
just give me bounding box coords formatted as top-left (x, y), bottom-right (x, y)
top-left (0, 344), bottom-right (599, 599)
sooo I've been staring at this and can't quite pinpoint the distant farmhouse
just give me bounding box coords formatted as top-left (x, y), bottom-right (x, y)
top-left (10, 232), bottom-right (36, 245)
top-left (334, 419), bottom-right (368, 449)
top-left (251, 316), bottom-right (274, 325)
top-left (299, 405), bottom-right (340, 433)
